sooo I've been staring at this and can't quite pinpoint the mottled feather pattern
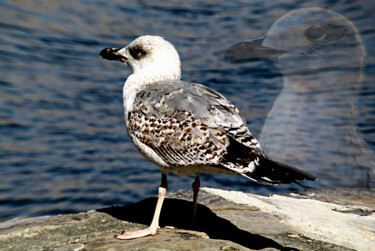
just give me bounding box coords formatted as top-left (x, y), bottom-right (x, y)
top-left (133, 81), bottom-right (246, 130)
top-left (133, 80), bottom-right (260, 149)
top-left (223, 125), bottom-right (260, 149)
top-left (128, 111), bottom-right (227, 167)
top-left (127, 80), bottom-right (315, 184)
top-left (127, 80), bottom-right (265, 177)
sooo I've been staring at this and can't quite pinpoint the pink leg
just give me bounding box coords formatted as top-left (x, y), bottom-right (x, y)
top-left (115, 173), bottom-right (168, 240)
top-left (192, 174), bottom-right (200, 221)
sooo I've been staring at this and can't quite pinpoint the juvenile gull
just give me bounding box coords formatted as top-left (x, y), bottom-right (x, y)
top-left (100, 35), bottom-right (317, 240)
top-left (225, 7), bottom-right (375, 188)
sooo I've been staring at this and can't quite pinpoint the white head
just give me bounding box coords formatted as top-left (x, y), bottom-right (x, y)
top-left (225, 8), bottom-right (365, 92)
top-left (100, 35), bottom-right (181, 85)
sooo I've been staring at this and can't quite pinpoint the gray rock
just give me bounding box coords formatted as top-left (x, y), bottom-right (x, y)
top-left (0, 188), bottom-right (373, 251)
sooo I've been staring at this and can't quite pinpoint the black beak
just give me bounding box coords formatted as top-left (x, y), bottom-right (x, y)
top-left (99, 48), bottom-right (127, 63)
top-left (224, 37), bottom-right (288, 64)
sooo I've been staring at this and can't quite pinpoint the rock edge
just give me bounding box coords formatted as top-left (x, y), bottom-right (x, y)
top-left (0, 188), bottom-right (374, 251)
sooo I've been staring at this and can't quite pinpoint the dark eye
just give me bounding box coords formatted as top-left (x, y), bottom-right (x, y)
top-left (305, 25), bottom-right (326, 41)
top-left (129, 46), bottom-right (147, 60)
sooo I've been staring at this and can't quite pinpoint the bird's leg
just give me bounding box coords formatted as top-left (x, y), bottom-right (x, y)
top-left (115, 173), bottom-right (168, 240)
top-left (192, 174), bottom-right (200, 222)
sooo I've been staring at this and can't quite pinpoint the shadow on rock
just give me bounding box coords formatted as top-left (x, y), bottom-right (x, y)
top-left (98, 197), bottom-right (297, 251)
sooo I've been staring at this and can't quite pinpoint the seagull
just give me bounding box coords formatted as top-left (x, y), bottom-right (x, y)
top-left (99, 35), bottom-right (317, 240)
top-left (225, 7), bottom-right (374, 188)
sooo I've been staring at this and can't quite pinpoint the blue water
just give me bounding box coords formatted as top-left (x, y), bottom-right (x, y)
top-left (1, 0), bottom-right (374, 222)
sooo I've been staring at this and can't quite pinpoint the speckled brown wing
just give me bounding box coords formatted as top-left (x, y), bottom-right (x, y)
top-left (127, 80), bottom-right (317, 184)
top-left (127, 110), bottom-right (228, 167)
top-left (132, 81), bottom-right (261, 147)
top-left (127, 81), bottom-right (262, 171)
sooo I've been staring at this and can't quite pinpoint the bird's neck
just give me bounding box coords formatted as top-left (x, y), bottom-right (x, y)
top-left (265, 77), bottom-right (357, 132)
top-left (259, 76), bottom-right (361, 159)
top-left (122, 71), bottom-right (181, 114)
top-left (259, 76), bottom-right (374, 188)
top-left (129, 69), bottom-right (180, 84)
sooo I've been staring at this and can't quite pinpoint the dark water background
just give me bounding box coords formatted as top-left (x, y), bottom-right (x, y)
top-left (1, 0), bottom-right (374, 221)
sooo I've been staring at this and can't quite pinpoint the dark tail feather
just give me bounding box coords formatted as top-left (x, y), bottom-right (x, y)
top-left (248, 157), bottom-right (318, 185)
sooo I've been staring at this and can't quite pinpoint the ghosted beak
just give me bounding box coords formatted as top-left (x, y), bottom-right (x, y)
top-left (99, 48), bottom-right (127, 63)
top-left (224, 37), bottom-right (288, 64)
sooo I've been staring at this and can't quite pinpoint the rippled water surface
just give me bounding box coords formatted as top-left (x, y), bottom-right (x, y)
top-left (1, 0), bottom-right (374, 221)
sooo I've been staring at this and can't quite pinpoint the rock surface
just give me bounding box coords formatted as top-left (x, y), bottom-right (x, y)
top-left (0, 188), bottom-right (374, 251)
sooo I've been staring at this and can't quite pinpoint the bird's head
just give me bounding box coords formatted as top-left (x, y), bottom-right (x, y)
top-left (225, 7), bottom-right (365, 78)
top-left (100, 35), bottom-right (181, 83)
